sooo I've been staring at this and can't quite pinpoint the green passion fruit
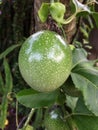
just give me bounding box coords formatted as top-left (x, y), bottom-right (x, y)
top-left (18, 30), bottom-right (72, 92)
top-left (44, 109), bottom-right (70, 130)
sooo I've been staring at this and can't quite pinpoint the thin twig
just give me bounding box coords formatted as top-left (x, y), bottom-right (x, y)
top-left (22, 108), bottom-right (35, 130)
top-left (16, 100), bottom-right (19, 129)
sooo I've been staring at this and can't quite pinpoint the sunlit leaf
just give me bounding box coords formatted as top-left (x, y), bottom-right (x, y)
top-left (72, 61), bottom-right (98, 86)
top-left (50, 2), bottom-right (66, 24)
top-left (66, 95), bottom-right (78, 111)
top-left (38, 3), bottom-right (50, 22)
top-left (72, 48), bottom-right (87, 68)
top-left (72, 0), bottom-right (91, 13)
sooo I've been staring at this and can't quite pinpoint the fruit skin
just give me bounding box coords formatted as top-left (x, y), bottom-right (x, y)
top-left (44, 109), bottom-right (70, 130)
top-left (18, 30), bottom-right (72, 92)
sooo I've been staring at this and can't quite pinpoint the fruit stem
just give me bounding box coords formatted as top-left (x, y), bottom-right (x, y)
top-left (59, 24), bottom-right (66, 40)
top-left (22, 108), bottom-right (35, 130)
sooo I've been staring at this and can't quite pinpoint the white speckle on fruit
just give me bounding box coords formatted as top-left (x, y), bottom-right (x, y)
top-left (28, 52), bottom-right (43, 62)
top-left (48, 44), bottom-right (64, 62)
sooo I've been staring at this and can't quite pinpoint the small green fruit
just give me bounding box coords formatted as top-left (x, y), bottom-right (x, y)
top-left (18, 30), bottom-right (72, 92)
top-left (44, 109), bottom-right (70, 130)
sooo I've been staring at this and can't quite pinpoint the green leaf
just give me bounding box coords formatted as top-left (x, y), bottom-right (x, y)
top-left (0, 59), bottom-right (13, 129)
top-left (92, 12), bottom-right (98, 28)
top-left (50, 2), bottom-right (66, 24)
top-left (72, 61), bottom-right (98, 86)
top-left (74, 96), bottom-right (93, 115)
top-left (63, 76), bottom-right (81, 97)
top-left (0, 44), bottom-right (21, 60)
top-left (70, 0), bottom-right (76, 14)
top-left (38, 3), bottom-right (50, 22)
top-left (16, 89), bottom-right (60, 108)
top-left (74, 115), bottom-right (98, 130)
top-left (71, 0), bottom-right (91, 13)
top-left (73, 97), bottom-right (98, 130)
top-left (66, 95), bottom-right (78, 111)
top-left (72, 48), bottom-right (87, 68)
top-left (71, 61), bottom-right (98, 115)
top-left (64, 0), bottom-right (91, 25)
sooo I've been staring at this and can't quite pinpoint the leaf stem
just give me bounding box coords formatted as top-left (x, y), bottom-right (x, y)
top-left (59, 24), bottom-right (66, 40)
top-left (87, 16), bottom-right (94, 29)
top-left (64, 112), bottom-right (95, 120)
top-left (22, 108), bottom-right (35, 130)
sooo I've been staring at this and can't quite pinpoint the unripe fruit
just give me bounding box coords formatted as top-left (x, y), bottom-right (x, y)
top-left (44, 109), bottom-right (70, 130)
top-left (18, 30), bottom-right (72, 92)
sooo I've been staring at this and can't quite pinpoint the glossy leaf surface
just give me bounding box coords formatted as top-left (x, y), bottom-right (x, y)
top-left (71, 61), bottom-right (98, 116)
top-left (73, 97), bottom-right (98, 130)
top-left (50, 2), bottom-right (66, 24)
top-left (17, 89), bottom-right (60, 108)
top-left (38, 3), bottom-right (50, 22)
